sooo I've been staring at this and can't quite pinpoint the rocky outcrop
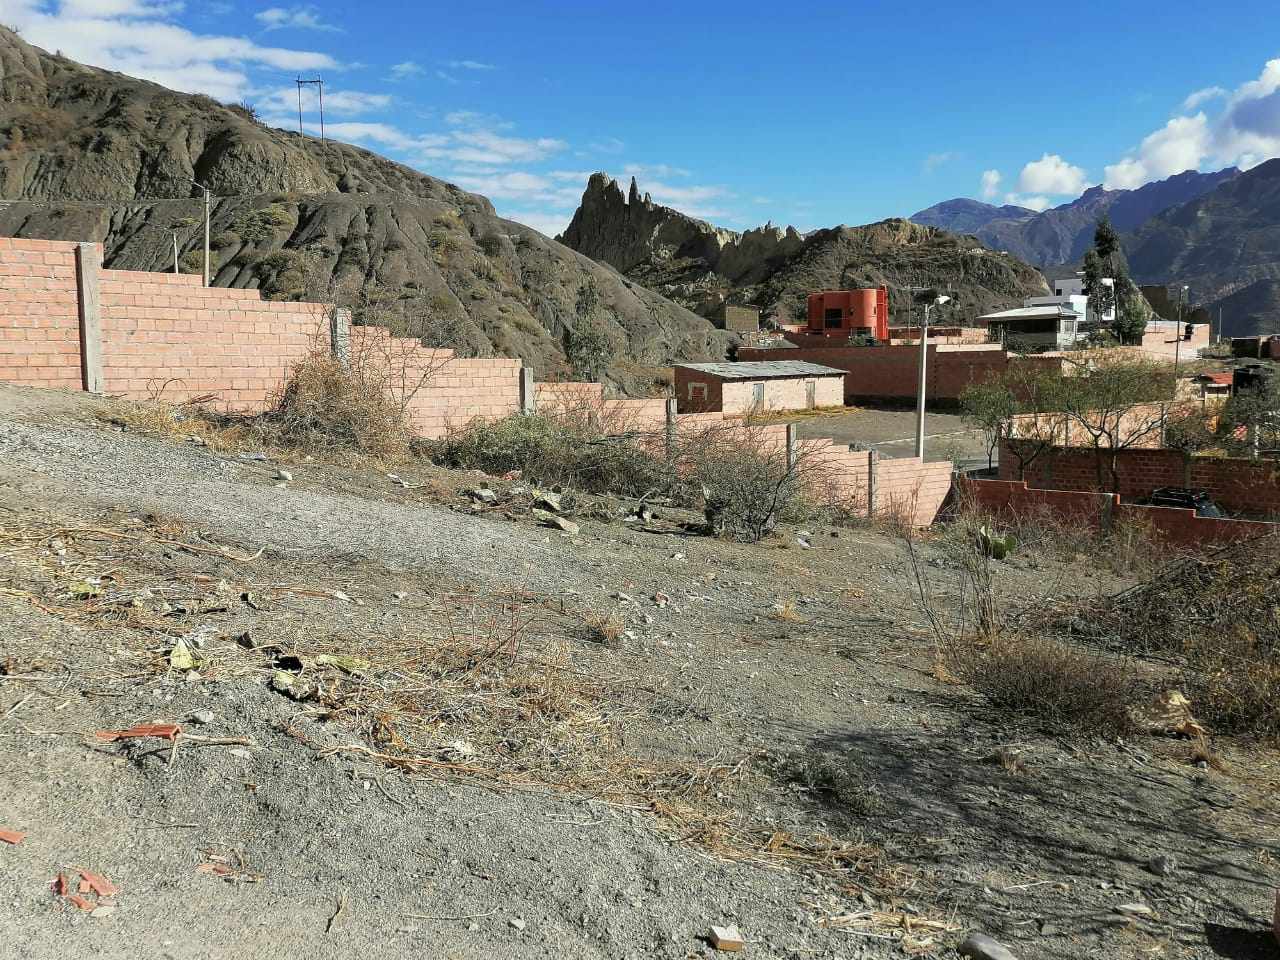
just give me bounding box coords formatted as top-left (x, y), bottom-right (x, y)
top-left (560, 175), bottom-right (1049, 324)
top-left (0, 27), bottom-right (733, 388)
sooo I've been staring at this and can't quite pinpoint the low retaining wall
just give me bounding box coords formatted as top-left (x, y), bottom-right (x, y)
top-left (957, 477), bottom-right (1278, 547)
top-left (999, 440), bottom-right (1280, 518)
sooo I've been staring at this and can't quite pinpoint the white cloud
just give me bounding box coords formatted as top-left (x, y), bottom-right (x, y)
top-left (1183, 86), bottom-right (1227, 110)
top-left (924, 151), bottom-right (958, 173)
top-left (260, 86), bottom-right (390, 117)
top-left (980, 169), bottom-right (1001, 200)
top-left (6, 0), bottom-right (337, 101)
top-left (445, 59), bottom-right (494, 71)
top-left (622, 162), bottom-right (691, 179)
top-left (436, 70), bottom-right (457, 84)
top-left (1014, 194), bottom-right (1052, 212)
top-left (255, 5), bottom-right (339, 32)
top-left (1103, 59), bottom-right (1280, 189)
top-left (501, 210), bottom-right (572, 237)
top-left (388, 60), bottom-right (422, 81)
top-left (586, 137), bottom-right (625, 155)
top-left (1017, 153), bottom-right (1089, 195)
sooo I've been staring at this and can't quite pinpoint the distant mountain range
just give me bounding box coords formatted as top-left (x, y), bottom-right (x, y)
top-left (1125, 159), bottom-right (1280, 337)
top-left (911, 168), bottom-right (1239, 268)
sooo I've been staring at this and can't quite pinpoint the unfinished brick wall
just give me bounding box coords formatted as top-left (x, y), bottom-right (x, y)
top-left (98, 269), bottom-right (327, 407)
top-left (0, 238), bottom-right (82, 390)
top-left (999, 440), bottom-right (1280, 517)
top-left (0, 238), bottom-right (523, 438)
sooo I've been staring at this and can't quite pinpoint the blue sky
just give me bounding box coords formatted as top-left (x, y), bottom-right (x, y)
top-left (7, 0), bottom-right (1280, 236)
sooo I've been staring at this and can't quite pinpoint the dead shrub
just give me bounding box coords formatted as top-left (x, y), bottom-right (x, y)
top-left (582, 609), bottom-right (624, 648)
top-left (952, 634), bottom-right (1138, 737)
top-left (777, 751), bottom-right (885, 817)
top-left (262, 353), bottom-right (411, 459)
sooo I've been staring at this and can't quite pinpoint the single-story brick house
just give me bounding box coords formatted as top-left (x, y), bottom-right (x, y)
top-left (674, 361), bottom-right (845, 414)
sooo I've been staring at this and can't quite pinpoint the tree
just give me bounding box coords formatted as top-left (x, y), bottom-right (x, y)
top-left (1111, 269), bottom-right (1151, 345)
top-left (959, 379), bottom-right (1017, 470)
top-left (1082, 249), bottom-right (1114, 324)
top-left (1045, 355), bottom-right (1178, 492)
top-left (1093, 215), bottom-right (1121, 265)
top-left (567, 279), bottom-right (617, 382)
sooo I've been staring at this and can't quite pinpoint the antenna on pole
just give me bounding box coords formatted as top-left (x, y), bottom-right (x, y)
top-left (295, 76), bottom-right (326, 148)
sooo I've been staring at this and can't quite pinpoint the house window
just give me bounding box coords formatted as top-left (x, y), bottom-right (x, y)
top-left (688, 383), bottom-right (707, 402)
top-left (824, 307), bottom-right (842, 329)
top-left (752, 383), bottom-right (765, 406)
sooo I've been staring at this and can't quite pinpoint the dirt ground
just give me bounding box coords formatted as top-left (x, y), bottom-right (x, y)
top-left (793, 407), bottom-right (991, 471)
top-left (1, 382), bottom-right (1278, 960)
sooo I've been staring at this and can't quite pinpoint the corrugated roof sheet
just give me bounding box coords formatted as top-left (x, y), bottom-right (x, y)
top-left (978, 305), bottom-right (1083, 321)
top-left (677, 361), bottom-right (846, 380)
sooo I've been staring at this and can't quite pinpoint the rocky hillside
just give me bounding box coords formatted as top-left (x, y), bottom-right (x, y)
top-left (1125, 159), bottom-right (1280, 337)
top-left (559, 174), bottom-right (1049, 326)
top-left (912, 168), bottom-right (1239, 267)
top-left (0, 27), bottom-right (731, 387)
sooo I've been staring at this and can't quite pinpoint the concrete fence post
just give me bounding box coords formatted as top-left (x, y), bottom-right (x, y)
top-left (329, 307), bottom-right (352, 368)
top-left (785, 422), bottom-right (799, 471)
top-left (665, 398), bottom-right (678, 460)
top-left (74, 243), bottom-right (103, 393)
top-left (520, 367), bottom-right (536, 414)
top-left (866, 448), bottom-right (879, 517)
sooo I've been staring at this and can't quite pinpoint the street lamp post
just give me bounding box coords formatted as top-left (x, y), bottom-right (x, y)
top-left (190, 180), bottom-right (211, 287)
top-left (1174, 284), bottom-right (1188, 379)
top-left (914, 294), bottom-right (951, 460)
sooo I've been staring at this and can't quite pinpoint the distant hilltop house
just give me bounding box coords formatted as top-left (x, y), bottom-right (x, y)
top-left (978, 274), bottom-right (1110, 352)
top-left (708, 302), bottom-right (761, 333)
top-left (674, 361), bottom-right (845, 414)
top-left (805, 288), bottom-right (890, 342)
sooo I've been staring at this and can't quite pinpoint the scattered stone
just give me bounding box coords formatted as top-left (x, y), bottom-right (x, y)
top-left (273, 482), bottom-right (288, 490)
top-left (709, 925), bottom-right (745, 952)
top-left (467, 487), bottom-right (498, 504)
top-left (238, 452), bottom-right (268, 462)
top-left (393, 591), bottom-right (408, 601)
top-left (228, 748), bottom-right (252, 760)
top-left (531, 508), bottom-right (579, 535)
top-left (188, 709), bottom-right (215, 725)
top-left (1147, 854), bottom-right (1178, 876)
top-left (533, 490), bottom-right (563, 513)
top-left (1113, 903), bottom-right (1155, 917)
top-left (957, 932), bottom-right (1018, 960)
top-left (332, 590), bottom-right (354, 603)
top-left (653, 591), bottom-right (671, 608)
top-left (276, 469), bottom-right (292, 482)
top-left (509, 918), bottom-right (526, 931)
top-left (90, 905), bottom-right (116, 919)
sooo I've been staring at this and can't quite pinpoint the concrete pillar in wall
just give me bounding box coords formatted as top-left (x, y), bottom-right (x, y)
top-left (866, 448), bottom-right (879, 517)
top-left (786, 423), bottom-right (799, 471)
top-left (665, 398), bottom-right (678, 459)
top-left (330, 307), bottom-right (352, 368)
top-left (74, 243), bottom-right (103, 393)
top-left (520, 367), bottom-right (536, 414)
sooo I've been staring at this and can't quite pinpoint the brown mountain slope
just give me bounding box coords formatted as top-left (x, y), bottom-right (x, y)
top-left (559, 174), bottom-right (1050, 326)
top-left (0, 27), bottom-right (731, 386)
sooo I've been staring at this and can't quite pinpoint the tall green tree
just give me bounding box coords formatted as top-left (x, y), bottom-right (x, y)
top-left (1093, 215), bottom-right (1121, 266)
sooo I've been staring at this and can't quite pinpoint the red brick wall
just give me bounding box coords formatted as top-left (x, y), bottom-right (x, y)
top-left (958, 477), bottom-right (1278, 547)
top-left (0, 238), bottom-right (523, 439)
top-left (98, 269), bottom-right (326, 408)
top-left (674, 366), bottom-right (723, 413)
top-left (999, 440), bottom-right (1280, 518)
top-left (738, 341), bottom-right (1061, 403)
top-left (0, 238), bottom-right (82, 390)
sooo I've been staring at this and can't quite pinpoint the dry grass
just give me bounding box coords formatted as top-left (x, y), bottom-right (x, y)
top-left (743, 405), bottom-right (854, 426)
top-left (581, 608), bottom-right (624, 648)
top-left (949, 634), bottom-right (1139, 737)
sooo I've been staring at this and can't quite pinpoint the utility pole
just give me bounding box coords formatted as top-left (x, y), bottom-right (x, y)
top-left (189, 180), bottom-right (211, 287)
top-left (172, 233), bottom-right (179, 274)
top-left (915, 294), bottom-right (951, 460)
top-left (295, 76), bottom-right (327, 147)
top-left (1173, 284), bottom-right (1188, 380)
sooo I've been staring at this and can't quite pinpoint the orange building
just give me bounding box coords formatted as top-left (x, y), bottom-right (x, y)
top-left (806, 288), bottom-right (889, 341)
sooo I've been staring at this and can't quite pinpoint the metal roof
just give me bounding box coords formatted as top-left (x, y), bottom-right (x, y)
top-left (677, 361), bottom-right (846, 380)
top-left (978, 305), bottom-right (1083, 321)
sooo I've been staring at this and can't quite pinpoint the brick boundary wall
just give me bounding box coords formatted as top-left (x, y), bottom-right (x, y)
top-left (1, 238), bottom-right (951, 522)
top-left (998, 440), bottom-right (1280, 518)
top-left (957, 477), bottom-right (1279, 548)
top-left (0, 238), bottom-right (521, 439)
top-left (737, 341), bottom-right (1063, 404)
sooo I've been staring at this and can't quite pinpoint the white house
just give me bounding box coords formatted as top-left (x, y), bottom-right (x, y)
top-left (977, 272), bottom-right (1114, 352)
